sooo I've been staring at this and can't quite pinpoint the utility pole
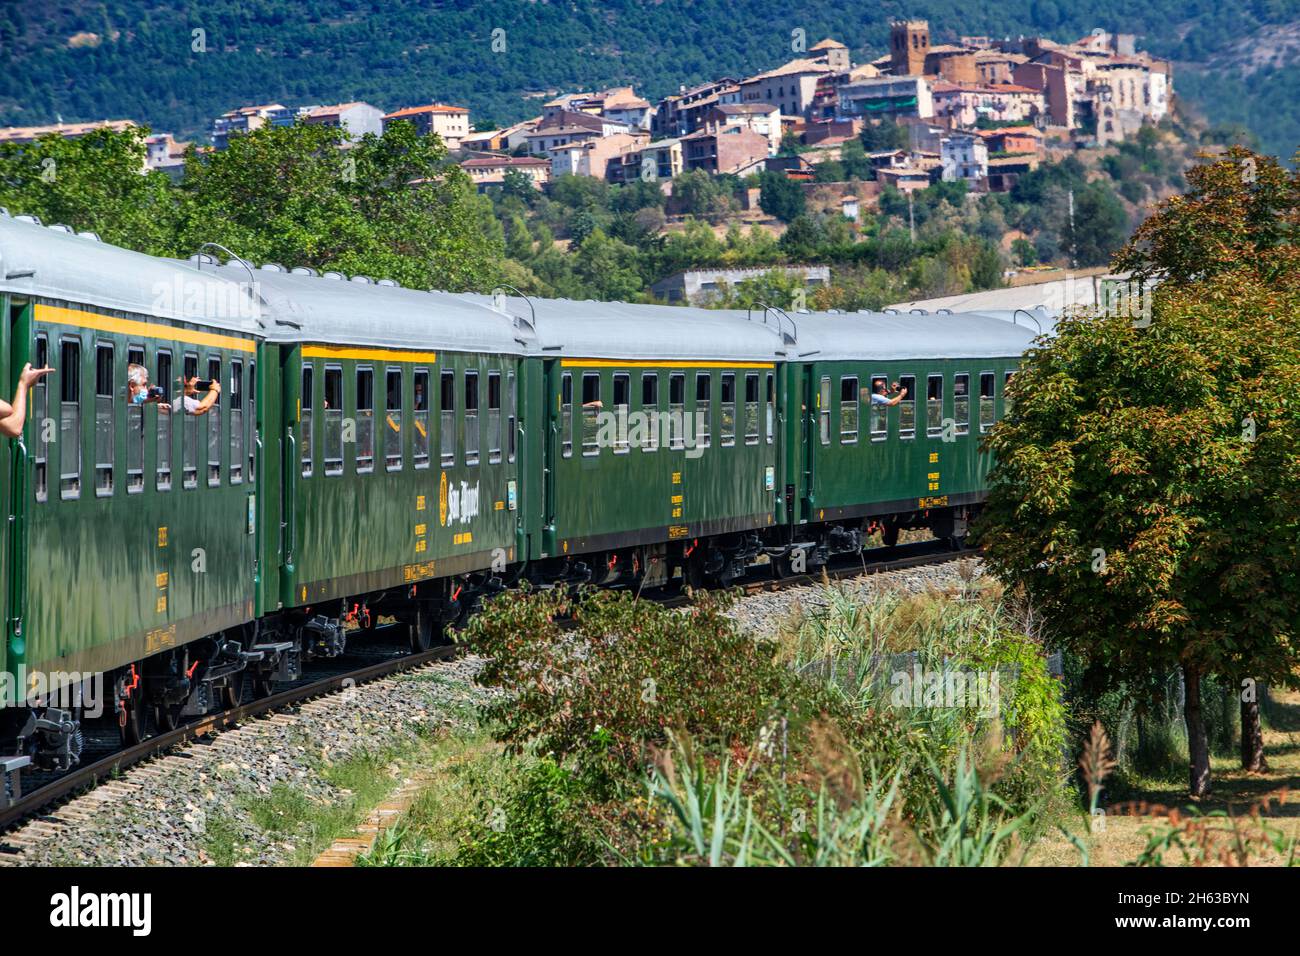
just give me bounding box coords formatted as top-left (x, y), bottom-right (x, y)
top-left (908, 188), bottom-right (915, 243)
top-left (1067, 189), bottom-right (1077, 270)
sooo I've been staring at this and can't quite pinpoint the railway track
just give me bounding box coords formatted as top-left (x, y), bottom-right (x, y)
top-left (0, 540), bottom-right (973, 839)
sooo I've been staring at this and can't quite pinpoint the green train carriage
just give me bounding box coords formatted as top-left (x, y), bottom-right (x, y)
top-left (777, 311), bottom-right (1033, 564)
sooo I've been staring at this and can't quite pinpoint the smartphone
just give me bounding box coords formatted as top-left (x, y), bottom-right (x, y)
top-left (147, 386), bottom-right (165, 399)
top-left (192, 379), bottom-right (214, 391)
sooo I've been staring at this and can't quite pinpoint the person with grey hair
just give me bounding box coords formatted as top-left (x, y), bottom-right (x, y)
top-left (0, 362), bottom-right (55, 438)
top-left (127, 363), bottom-right (170, 411)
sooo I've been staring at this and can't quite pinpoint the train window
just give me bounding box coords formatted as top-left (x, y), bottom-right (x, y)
top-left (641, 373), bottom-right (659, 452)
top-left (413, 369), bottom-right (430, 469)
top-left (248, 361), bottom-right (256, 481)
top-left (560, 372), bottom-right (573, 459)
top-left (581, 372), bottom-right (600, 456)
top-left (1003, 370), bottom-right (1015, 417)
top-left (695, 373), bottom-right (711, 449)
top-left (126, 346), bottom-right (145, 494)
top-left (59, 338), bottom-right (81, 499)
top-left (926, 374), bottom-right (944, 438)
top-left (506, 371), bottom-right (517, 464)
top-left (842, 376), bottom-right (860, 444)
top-left (440, 370), bottom-right (455, 467)
top-left (612, 373), bottom-right (629, 453)
top-left (206, 356), bottom-right (222, 486)
top-left (34, 334), bottom-right (48, 501)
top-left (744, 373), bottom-right (760, 445)
top-left (765, 372), bottom-right (774, 444)
top-left (94, 342), bottom-right (114, 496)
top-left (720, 373), bottom-right (735, 447)
top-left (180, 354), bottom-right (199, 488)
top-left (487, 371), bottom-right (502, 464)
top-left (386, 368), bottom-right (403, 471)
top-left (869, 376), bottom-right (888, 442)
top-left (156, 351), bottom-right (172, 490)
top-left (230, 359), bottom-right (244, 484)
top-left (898, 375), bottom-right (916, 440)
top-left (324, 365), bottom-right (343, 476)
top-left (301, 364), bottom-right (314, 477)
top-left (979, 372), bottom-right (995, 433)
top-left (464, 371), bottom-right (480, 465)
top-left (818, 376), bottom-right (830, 445)
top-left (669, 373), bottom-right (685, 450)
top-left (356, 367), bottom-right (375, 474)
top-left (954, 373), bottom-right (970, 436)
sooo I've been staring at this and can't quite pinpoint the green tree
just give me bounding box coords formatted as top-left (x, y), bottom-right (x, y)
top-left (0, 125), bottom-right (180, 253)
top-left (977, 152), bottom-right (1300, 797)
top-left (758, 171), bottom-right (805, 223)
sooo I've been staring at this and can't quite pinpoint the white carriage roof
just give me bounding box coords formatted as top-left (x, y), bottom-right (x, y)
top-left (785, 309), bottom-right (1040, 362)
top-left (0, 214), bottom-right (263, 335)
top-left (212, 266), bottom-right (531, 356)
top-left (460, 294), bottom-right (789, 363)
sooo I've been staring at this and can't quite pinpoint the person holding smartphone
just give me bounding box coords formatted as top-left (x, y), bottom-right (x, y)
top-left (127, 363), bottom-right (171, 412)
top-left (180, 375), bottom-right (221, 416)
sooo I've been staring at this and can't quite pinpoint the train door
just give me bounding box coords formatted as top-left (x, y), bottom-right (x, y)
top-left (2, 295), bottom-right (20, 686)
top-left (277, 343), bottom-right (303, 609)
top-left (799, 364), bottom-right (817, 524)
top-left (539, 357), bottom-right (560, 558)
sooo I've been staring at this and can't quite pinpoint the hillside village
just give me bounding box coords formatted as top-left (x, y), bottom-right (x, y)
top-left (0, 20), bottom-right (1197, 308)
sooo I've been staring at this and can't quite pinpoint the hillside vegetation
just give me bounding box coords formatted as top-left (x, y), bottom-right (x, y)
top-left (0, 2), bottom-right (1296, 159)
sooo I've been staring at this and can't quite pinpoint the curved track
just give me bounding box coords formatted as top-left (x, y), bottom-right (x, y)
top-left (0, 540), bottom-right (973, 835)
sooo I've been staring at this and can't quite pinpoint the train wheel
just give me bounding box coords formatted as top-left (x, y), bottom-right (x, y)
top-left (251, 677), bottom-right (275, 700)
top-left (221, 674), bottom-right (244, 710)
top-left (119, 696), bottom-right (147, 746)
top-left (409, 610), bottom-right (439, 653)
top-left (155, 703), bottom-right (182, 733)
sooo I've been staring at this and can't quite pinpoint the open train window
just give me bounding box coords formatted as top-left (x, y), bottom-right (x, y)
top-left (1003, 370), bottom-right (1015, 417)
top-left (301, 364), bottom-right (314, 477)
top-left (695, 372), bottom-right (711, 449)
top-left (842, 376), bottom-right (860, 444)
top-left (560, 372), bottom-right (573, 459)
top-left (324, 365), bottom-right (343, 475)
top-left (229, 359), bottom-right (243, 484)
top-left (507, 371), bottom-right (517, 464)
top-left (440, 369), bottom-right (455, 467)
top-left (818, 376), bottom-right (830, 445)
top-left (206, 356), bottom-right (222, 486)
top-left (581, 372), bottom-right (600, 456)
top-left (356, 366), bottom-right (375, 474)
top-left (487, 370), bottom-right (502, 463)
top-left (413, 369), bottom-right (430, 469)
top-left (464, 371), bottom-right (480, 465)
top-left (954, 373), bottom-right (970, 436)
top-left (126, 346), bottom-right (145, 494)
top-left (744, 373), bottom-right (760, 445)
top-left (669, 372), bottom-right (685, 450)
top-left (156, 350), bottom-right (172, 490)
top-left (641, 372), bottom-right (659, 452)
top-left (60, 338), bottom-right (81, 499)
top-left (926, 374), bottom-right (944, 438)
top-left (720, 373), bottom-right (736, 447)
top-left (979, 372), bottom-right (995, 433)
top-left (609, 373), bottom-right (628, 453)
top-left (182, 354), bottom-right (198, 488)
top-left (386, 368), bottom-right (403, 471)
top-left (765, 372), bottom-right (774, 444)
top-left (33, 334), bottom-right (48, 502)
top-left (869, 375), bottom-right (888, 442)
top-left (898, 374), bottom-right (916, 440)
top-left (94, 342), bottom-right (114, 496)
